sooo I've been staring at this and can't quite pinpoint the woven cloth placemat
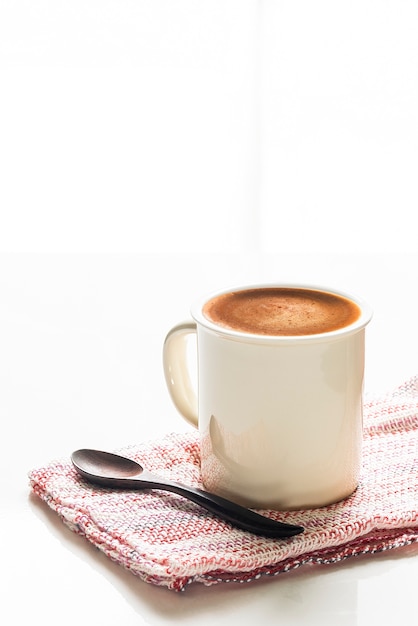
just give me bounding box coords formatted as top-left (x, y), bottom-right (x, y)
top-left (29, 377), bottom-right (418, 591)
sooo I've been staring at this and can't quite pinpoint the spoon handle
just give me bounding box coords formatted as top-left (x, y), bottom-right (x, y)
top-left (152, 479), bottom-right (304, 538)
top-left (83, 471), bottom-right (303, 538)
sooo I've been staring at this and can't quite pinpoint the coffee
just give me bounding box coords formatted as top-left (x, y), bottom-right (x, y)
top-left (202, 287), bottom-right (361, 336)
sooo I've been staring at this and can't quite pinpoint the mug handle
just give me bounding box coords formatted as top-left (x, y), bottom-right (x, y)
top-left (163, 321), bottom-right (198, 428)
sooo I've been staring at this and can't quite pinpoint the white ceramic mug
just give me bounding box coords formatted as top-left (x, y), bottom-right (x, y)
top-left (163, 284), bottom-right (372, 510)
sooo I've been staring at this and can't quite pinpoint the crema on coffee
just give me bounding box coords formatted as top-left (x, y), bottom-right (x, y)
top-left (202, 287), bottom-right (361, 336)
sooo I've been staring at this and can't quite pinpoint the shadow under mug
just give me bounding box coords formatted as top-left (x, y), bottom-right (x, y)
top-left (163, 284), bottom-right (372, 510)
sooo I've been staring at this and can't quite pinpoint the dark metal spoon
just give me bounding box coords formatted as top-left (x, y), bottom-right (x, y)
top-left (71, 449), bottom-right (304, 538)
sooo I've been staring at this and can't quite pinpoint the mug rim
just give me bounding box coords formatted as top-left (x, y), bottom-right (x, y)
top-left (190, 283), bottom-right (373, 344)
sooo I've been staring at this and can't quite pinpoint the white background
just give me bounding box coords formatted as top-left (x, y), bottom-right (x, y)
top-left (1, 2), bottom-right (417, 625)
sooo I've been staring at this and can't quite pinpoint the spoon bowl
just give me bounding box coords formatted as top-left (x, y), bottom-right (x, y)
top-left (71, 448), bottom-right (304, 539)
top-left (73, 449), bottom-right (145, 479)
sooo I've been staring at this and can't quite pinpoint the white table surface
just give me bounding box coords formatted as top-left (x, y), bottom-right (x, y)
top-left (1, 252), bottom-right (417, 625)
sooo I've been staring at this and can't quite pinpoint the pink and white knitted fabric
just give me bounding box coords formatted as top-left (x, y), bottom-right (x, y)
top-left (29, 377), bottom-right (418, 592)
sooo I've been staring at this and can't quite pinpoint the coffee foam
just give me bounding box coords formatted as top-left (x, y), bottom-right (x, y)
top-left (202, 288), bottom-right (361, 336)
